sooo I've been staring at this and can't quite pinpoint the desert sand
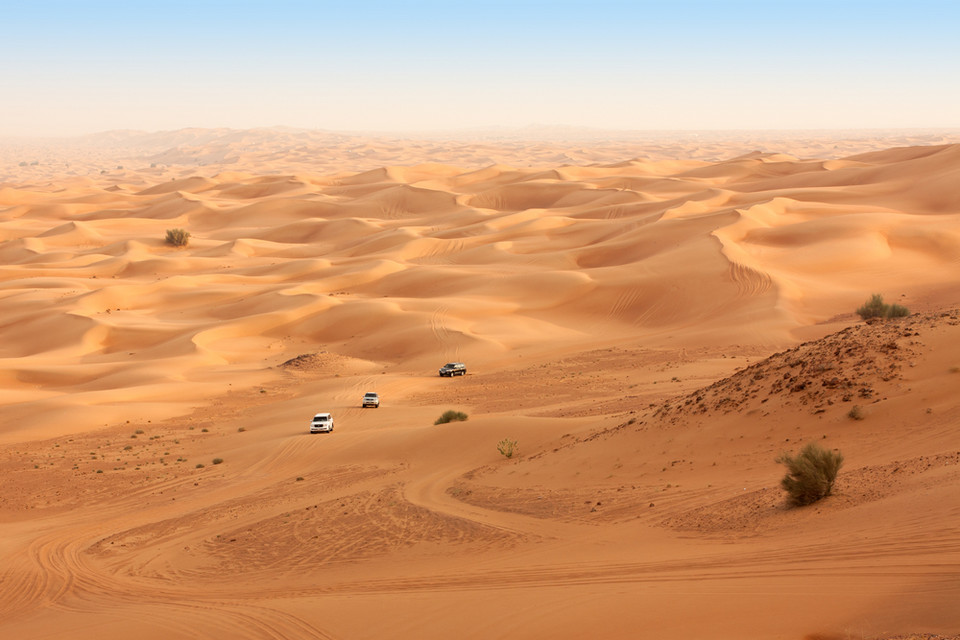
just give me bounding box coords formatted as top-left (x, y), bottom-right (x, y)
top-left (1, 128), bottom-right (959, 639)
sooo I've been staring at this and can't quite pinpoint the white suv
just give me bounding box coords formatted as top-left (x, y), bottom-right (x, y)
top-left (362, 392), bottom-right (380, 408)
top-left (309, 413), bottom-right (334, 433)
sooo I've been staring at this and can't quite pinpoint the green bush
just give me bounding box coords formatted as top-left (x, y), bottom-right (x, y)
top-left (165, 228), bottom-right (190, 247)
top-left (886, 303), bottom-right (910, 318)
top-left (434, 410), bottom-right (468, 425)
top-left (212, 458), bottom-right (223, 465)
top-left (776, 443), bottom-right (844, 507)
top-left (497, 438), bottom-right (518, 459)
top-left (856, 294), bottom-right (909, 321)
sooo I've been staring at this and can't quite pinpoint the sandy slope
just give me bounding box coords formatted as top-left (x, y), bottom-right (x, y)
top-left (1, 130), bottom-right (959, 639)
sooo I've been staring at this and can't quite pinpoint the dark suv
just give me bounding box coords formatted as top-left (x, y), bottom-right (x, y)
top-left (438, 362), bottom-right (466, 377)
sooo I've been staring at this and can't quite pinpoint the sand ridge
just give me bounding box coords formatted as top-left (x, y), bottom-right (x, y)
top-left (1, 130), bottom-right (959, 639)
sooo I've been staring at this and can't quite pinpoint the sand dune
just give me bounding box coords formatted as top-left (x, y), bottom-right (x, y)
top-left (1, 130), bottom-right (959, 639)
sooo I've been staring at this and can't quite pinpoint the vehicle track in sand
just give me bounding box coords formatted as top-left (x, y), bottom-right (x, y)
top-left (271, 525), bottom-right (960, 598)
top-left (401, 462), bottom-right (584, 542)
top-left (430, 303), bottom-right (462, 364)
top-left (6, 528), bottom-right (338, 639)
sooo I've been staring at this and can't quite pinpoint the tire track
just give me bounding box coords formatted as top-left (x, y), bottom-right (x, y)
top-left (4, 511), bottom-right (341, 638)
top-left (608, 287), bottom-right (643, 321)
top-left (401, 464), bottom-right (581, 542)
top-left (285, 531), bottom-right (960, 597)
top-left (431, 304), bottom-right (460, 362)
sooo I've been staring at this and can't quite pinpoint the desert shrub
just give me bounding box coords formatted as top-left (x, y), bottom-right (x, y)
top-left (497, 438), bottom-right (518, 459)
top-left (856, 294), bottom-right (886, 320)
top-left (165, 228), bottom-right (190, 247)
top-left (776, 443), bottom-right (844, 507)
top-left (856, 294), bottom-right (909, 321)
top-left (195, 463), bottom-right (205, 469)
top-left (434, 410), bottom-right (468, 425)
top-left (847, 405), bottom-right (864, 420)
top-left (886, 303), bottom-right (910, 318)
top-left (212, 458), bottom-right (223, 465)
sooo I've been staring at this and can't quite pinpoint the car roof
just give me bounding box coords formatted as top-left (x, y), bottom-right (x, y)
top-left (364, 392), bottom-right (378, 395)
top-left (313, 413), bottom-right (332, 418)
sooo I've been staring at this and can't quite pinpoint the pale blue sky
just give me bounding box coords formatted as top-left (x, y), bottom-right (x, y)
top-left (2, 0), bottom-right (958, 136)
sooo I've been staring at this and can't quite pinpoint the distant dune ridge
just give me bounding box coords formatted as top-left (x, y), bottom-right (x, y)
top-left (1, 129), bottom-right (959, 639)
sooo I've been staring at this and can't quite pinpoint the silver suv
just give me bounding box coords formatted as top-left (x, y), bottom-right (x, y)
top-left (362, 392), bottom-right (380, 408)
top-left (438, 362), bottom-right (466, 377)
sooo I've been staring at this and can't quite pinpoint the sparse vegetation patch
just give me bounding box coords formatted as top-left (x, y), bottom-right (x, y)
top-left (856, 294), bottom-right (909, 321)
top-left (435, 410), bottom-right (468, 425)
top-left (776, 442), bottom-right (844, 507)
top-left (497, 438), bottom-right (518, 458)
top-left (165, 228), bottom-right (190, 247)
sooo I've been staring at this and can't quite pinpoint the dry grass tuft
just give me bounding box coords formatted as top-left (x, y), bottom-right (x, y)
top-left (165, 228), bottom-right (190, 247)
top-left (776, 443), bottom-right (844, 507)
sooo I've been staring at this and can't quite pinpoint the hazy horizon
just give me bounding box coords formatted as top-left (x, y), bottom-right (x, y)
top-left (4, 0), bottom-right (959, 137)
top-left (6, 123), bottom-right (960, 143)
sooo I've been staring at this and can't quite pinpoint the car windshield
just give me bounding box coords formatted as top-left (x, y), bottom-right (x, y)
top-left (365, 393), bottom-right (377, 397)
top-left (445, 363), bottom-right (459, 368)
